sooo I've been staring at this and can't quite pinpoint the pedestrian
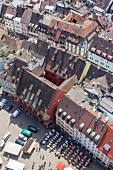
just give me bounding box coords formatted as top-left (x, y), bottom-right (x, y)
top-left (49, 162), bottom-right (51, 167)
top-left (36, 147), bottom-right (38, 152)
top-left (40, 154), bottom-right (41, 159)
top-left (42, 155), bottom-right (44, 160)
top-left (44, 161), bottom-right (46, 167)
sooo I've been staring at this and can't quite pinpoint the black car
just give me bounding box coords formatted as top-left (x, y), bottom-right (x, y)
top-left (28, 126), bottom-right (38, 133)
top-left (7, 105), bottom-right (13, 112)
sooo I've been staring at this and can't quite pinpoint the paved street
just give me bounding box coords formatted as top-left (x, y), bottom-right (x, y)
top-left (0, 95), bottom-right (106, 170)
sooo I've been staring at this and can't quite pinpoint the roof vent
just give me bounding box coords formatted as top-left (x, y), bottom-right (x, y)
top-left (110, 139), bottom-right (113, 143)
top-left (101, 44), bottom-right (103, 48)
top-left (105, 117), bottom-right (109, 123)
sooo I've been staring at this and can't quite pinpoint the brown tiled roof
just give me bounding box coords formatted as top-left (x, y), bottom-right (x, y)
top-left (29, 39), bottom-right (49, 58)
top-left (21, 40), bottom-right (31, 50)
top-left (86, 64), bottom-right (107, 81)
top-left (5, 5), bottom-right (17, 16)
top-left (21, 8), bottom-right (32, 24)
top-left (75, 110), bottom-right (94, 134)
top-left (89, 36), bottom-right (113, 62)
top-left (17, 69), bottom-right (57, 112)
top-left (0, 58), bottom-right (28, 83)
top-left (76, 109), bottom-right (108, 144)
top-left (16, 6), bottom-right (25, 18)
top-left (85, 74), bottom-right (113, 91)
top-left (30, 12), bottom-right (42, 24)
top-left (94, 0), bottom-right (112, 10)
top-left (3, 35), bottom-right (23, 51)
top-left (57, 94), bottom-right (85, 121)
top-left (49, 18), bottom-right (98, 39)
top-left (44, 47), bottom-right (86, 80)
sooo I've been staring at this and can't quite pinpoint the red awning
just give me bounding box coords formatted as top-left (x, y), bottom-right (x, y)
top-left (56, 162), bottom-right (66, 170)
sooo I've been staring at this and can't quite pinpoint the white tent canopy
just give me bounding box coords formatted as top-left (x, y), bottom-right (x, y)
top-left (64, 167), bottom-right (74, 170)
top-left (3, 142), bottom-right (22, 156)
top-left (6, 159), bottom-right (25, 170)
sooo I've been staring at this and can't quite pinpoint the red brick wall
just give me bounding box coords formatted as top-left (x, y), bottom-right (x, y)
top-left (45, 71), bottom-right (64, 86)
top-left (47, 89), bottom-right (66, 122)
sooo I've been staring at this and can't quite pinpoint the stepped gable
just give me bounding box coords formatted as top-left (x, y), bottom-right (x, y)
top-left (17, 69), bottom-right (57, 112)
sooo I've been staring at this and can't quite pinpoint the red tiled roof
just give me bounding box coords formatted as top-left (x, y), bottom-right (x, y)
top-left (98, 126), bottom-right (113, 160)
top-left (56, 162), bottom-right (66, 170)
top-left (49, 18), bottom-right (98, 38)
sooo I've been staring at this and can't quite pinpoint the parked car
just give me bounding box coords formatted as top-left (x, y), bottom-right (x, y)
top-left (7, 105), bottom-right (13, 112)
top-left (2, 132), bottom-right (11, 142)
top-left (18, 134), bottom-right (27, 141)
top-left (0, 99), bottom-right (7, 109)
top-left (15, 139), bottom-right (24, 146)
top-left (0, 139), bottom-right (5, 148)
top-left (12, 109), bottom-right (21, 118)
top-left (28, 126), bottom-right (38, 133)
top-left (21, 129), bottom-right (32, 137)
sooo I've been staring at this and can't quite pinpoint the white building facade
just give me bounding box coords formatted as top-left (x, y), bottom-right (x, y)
top-left (87, 48), bottom-right (113, 73)
top-left (13, 17), bottom-right (22, 34)
top-left (4, 13), bottom-right (15, 32)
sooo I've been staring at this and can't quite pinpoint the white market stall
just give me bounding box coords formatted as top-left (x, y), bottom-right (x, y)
top-left (6, 159), bottom-right (25, 170)
top-left (3, 142), bottom-right (22, 156)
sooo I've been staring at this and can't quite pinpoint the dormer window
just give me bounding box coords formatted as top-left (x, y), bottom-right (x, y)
top-left (58, 108), bottom-right (62, 117)
top-left (86, 128), bottom-right (91, 135)
top-left (90, 131), bottom-right (96, 139)
top-left (62, 112), bottom-right (67, 120)
top-left (66, 115), bottom-right (71, 123)
top-left (91, 47), bottom-right (96, 52)
top-left (79, 123), bottom-right (84, 130)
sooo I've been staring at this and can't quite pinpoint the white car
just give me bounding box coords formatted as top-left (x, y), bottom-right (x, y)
top-left (2, 132), bottom-right (11, 142)
top-left (18, 134), bottom-right (27, 141)
top-left (0, 98), bottom-right (7, 109)
top-left (0, 139), bottom-right (5, 148)
top-left (12, 109), bottom-right (21, 118)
